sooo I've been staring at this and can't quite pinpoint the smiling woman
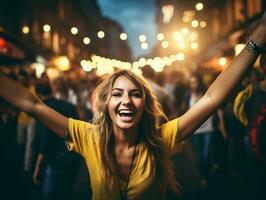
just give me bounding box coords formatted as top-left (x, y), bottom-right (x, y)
top-left (0, 12), bottom-right (266, 200)
top-left (108, 76), bottom-right (144, 131)
top-left (88, 70), bottom-right (181, 200)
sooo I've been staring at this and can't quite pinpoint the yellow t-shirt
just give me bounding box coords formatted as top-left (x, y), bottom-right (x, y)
top-left (66, 118), bottom-right (183, 200)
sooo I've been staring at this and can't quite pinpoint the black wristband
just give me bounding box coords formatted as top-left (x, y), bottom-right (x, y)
top-left (246, 38), bottom-right (265, 55)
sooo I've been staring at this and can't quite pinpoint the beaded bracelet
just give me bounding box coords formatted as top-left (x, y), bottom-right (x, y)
top-left (246, 38), bottom-right (265, 56)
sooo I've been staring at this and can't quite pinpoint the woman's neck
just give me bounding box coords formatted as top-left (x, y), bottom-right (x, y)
top-left (113, 128), bottom-right (138, 148)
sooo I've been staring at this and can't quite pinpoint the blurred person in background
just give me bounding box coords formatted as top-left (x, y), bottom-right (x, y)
top-left (233, 53), bottom-right (266, 198)
top-left (32, 74), bottom-right (83, 200)
top-left (173, 70), bottom-right (188, 117)
top-left (186, 74), bottom-right (214, 188)
top-left (141, 65), bottom-right (176, 118)
top-left (0, 13), bottom-right (265, 200)
top-left (16, 69), bottom-right (37, 177)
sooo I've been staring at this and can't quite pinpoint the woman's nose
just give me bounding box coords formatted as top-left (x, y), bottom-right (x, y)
top-left (121, 93), bottom-right (131, 105)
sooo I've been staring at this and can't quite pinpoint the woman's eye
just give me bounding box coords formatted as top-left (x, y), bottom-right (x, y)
top-left (132, 92), bottom-right (142, 98)
top-left (112, 92), bottom-right (121, 96)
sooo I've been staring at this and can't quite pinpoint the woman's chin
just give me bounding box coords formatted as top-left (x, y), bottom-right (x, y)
top-left (116, 122), bottom-right (137, 131)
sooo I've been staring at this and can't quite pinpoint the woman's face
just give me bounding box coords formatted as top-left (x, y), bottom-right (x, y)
top-left (107, 75), bottom-right (144, 132)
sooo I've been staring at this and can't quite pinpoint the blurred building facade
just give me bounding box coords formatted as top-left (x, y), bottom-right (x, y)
top-left (0, 0), bottom-right (131, 70)
top-left (154, 0), bottom-right (265, 72)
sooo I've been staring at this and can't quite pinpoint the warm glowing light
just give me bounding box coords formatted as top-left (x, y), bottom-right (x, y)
top-left (80, 60), bottom-right (87, 67)
top-left (176, 53), bottom-right (185, 61)
top-left (22, 26), bottom-right (30, 34)
top-left (200, 21), bottom-right (207, 28)
top-left (182, 16), bottom-right (190, 23)
top-left (157, 33), bottom-right (164, 41)
top-left (219, 57), bottom-right (227, 66)
top-left (177, 42), bottom-right (185, 49)
top-left (191, 42), bottom-right (198, 49)
top-left (141, 42), bottom-right (148, 49)
top-left (43, 24), bottom-right (51, 32)
top-left (31, 63), bottom-right (45, 78)
top-left (139, 58), bottom-right (146, 67)
top-left (46, 68), bottom-right (60, 81)
top-left (162, 4), bottom-right (174, 23)
top-left (139, 34), bottom-right (147, 42)
top-left (83, 37), bottom-right (91, 45)
top-left (188, 32), bottom-right (198, 41)
top-left (120, 33), bottom-right (127, 40)
top-left (97, 31), bottom-right (105, 38)
top-left (163, 57), bottom-right (172, 66)
top-left (161, 41), bottom-right (169, 48)
top-left (170, 54), bottom-right (177, 62)
top-left (183, 10), bottom-right (195, 23)
top-left (181, 28), bottom-right (189, 35)
top-left (71, 27), bottom-right (78, 35)
top-left (54, 56), bottom-right (70, 71)
top-left (195, 3), bottom-right (204, 11)
top-left (133, 61), bottom-right (140, 68)
top-left (234, 44), bottom-right (245, 56)
top-left (81, 60), bottom-right (93, 72)
top-left (191, 20), bottom-right (199, 28)
top-left (173, 31), bottom-right (183, 42)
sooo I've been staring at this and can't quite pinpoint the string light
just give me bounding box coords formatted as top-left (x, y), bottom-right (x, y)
top-left (27, 22), bottom-right (203, 54)
top-left (157, 33), bottom-right (164, 41)
top-left (181, 28), bottom-right (189, 35)
top-left (120, 33), bottom-right (127, 40)
top-left (161, 41), bottom-right (169, 48)
top-left (97, 31), bottom-right (105, 38)
top-left (195, 3), bottom-right (204, 11)
top-left (190, 42), bottom-right (198, 49)
top-left (176, 53), bottom-right (185, 61)
top-left (43, 24), bottom-right (51, 32)
top-left (141, 42), bottom-right (148, 49)
top-left (219, 57), bottom-right (227, 66)
top-left (23, 13), bottom-right (207, 75)
top-left (199, 21), bottom-right (207, 28)
top-left (80, 52), bottom-right (187, 75)
top-left (191, 20), bottom-right (199, 28)
top-left (71, 27), bottom-right (78, 35)
top-left (139, 34), bottom-right (147, 42)
top-left (22, 26), bottom-right (30, 34)
top-left (83, 37), bottom-right (91, 45)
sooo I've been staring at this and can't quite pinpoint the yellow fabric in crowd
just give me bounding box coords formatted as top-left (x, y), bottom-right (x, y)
top-left (17, 85), bottom-right (36, 125)
top-left (233, 84), bottom-right (253, 126)
top-left (66, 117), bottom-right (183, 200)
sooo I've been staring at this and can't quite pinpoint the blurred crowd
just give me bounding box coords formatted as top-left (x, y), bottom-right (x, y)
top-left (0, 54), bottom-right (266, 200)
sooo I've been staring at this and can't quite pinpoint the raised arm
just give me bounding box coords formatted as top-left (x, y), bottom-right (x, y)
top-left (0, 73), bottom-right (68, 138)
top-left (177, 12), bottom-right (266, 142)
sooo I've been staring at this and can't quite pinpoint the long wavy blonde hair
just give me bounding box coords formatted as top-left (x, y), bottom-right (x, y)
top-left (92, 70), bottom-right (180, 193)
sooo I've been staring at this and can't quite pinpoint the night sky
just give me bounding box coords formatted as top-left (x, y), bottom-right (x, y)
top-left (97, 0), bottom-right (157, 58)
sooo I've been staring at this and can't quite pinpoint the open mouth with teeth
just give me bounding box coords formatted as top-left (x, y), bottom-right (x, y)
top-left (117, 109), bottom-right (136, 121)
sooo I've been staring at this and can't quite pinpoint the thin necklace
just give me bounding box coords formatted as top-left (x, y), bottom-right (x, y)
top-left (118, 144), bottom-right (137, 200)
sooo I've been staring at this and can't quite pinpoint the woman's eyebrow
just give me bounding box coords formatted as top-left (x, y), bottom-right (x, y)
top-left (112, 88), bottom-right (124, 92)
top-left (112, 88), bottom-right (140, 92)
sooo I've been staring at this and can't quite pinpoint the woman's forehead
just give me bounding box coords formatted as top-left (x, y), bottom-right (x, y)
top-left (112, 75), bottom-right (139, 89)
